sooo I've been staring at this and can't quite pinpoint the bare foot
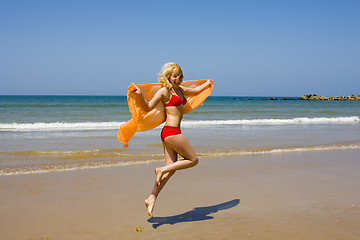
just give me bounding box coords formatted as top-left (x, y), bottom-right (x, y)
top-left (144, 195), bottom-right (156, 218)
top-left (155, 167), bottom-right (164, 186)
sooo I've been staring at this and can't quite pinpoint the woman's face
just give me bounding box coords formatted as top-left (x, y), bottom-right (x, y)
top-left (169, 71), bottom-right (182, 88)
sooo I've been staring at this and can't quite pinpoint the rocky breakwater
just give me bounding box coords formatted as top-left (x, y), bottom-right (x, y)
top-left (299, 94), bottom-right (360, 101)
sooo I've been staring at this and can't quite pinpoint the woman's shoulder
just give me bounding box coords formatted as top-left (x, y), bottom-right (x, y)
top-left (157, 87), bottom-right (169, 95)
top-left (152, 87), bottom-right (169, 100)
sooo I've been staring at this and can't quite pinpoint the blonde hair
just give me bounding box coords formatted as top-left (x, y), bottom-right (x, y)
top-left (158, 62), bottom-right (184, 90)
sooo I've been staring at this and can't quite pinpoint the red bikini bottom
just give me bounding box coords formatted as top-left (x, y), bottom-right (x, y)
top-left (161, 126), bottom-right (181, 142)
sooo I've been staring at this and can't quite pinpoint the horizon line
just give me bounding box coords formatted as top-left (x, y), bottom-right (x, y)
top-left (0, 94), bottom-right (303, 98)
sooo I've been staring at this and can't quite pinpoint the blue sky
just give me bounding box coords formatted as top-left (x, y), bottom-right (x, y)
top-left (1, 0), bottom-right (359, 96)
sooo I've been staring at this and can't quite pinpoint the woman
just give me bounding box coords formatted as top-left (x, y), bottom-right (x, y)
top-left (134, 63), bottom-right (212, 218)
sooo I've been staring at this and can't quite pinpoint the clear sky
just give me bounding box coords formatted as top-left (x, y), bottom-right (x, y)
top-left (0, 0), bottom-right (359, 96)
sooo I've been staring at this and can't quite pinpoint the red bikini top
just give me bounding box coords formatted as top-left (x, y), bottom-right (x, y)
top-left (164, 89), bottom-right (187, 107)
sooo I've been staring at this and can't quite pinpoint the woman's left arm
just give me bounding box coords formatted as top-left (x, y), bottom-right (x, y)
top-left (182, 80), bottom-right (212, 95)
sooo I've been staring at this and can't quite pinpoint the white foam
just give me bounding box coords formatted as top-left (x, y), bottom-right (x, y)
top-left (182, 116), bottom-right (360, 126)
top-left (0, 116), bottom-right (359, 132)
top-left (0, 121), bottom-right (124, 132)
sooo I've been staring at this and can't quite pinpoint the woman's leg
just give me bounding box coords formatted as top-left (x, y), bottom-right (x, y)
top-left (155, 134), bottom-right (198, 185)
top-left (145, 142), bottom-right (178, 218)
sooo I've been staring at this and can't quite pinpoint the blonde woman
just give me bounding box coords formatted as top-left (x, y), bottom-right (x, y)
top-left (134, 63), bottom-right (212, 218)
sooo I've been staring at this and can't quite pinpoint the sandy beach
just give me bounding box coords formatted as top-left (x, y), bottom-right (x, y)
top-left (2, 0), bottom-right (360, 239)
top-left (1, 149), bottom-right (359, 240)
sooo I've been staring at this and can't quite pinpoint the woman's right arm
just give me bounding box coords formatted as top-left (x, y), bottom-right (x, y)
top-left (134, 86), bottom-right (165, 112)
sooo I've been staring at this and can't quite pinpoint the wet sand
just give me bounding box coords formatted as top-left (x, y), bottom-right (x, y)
top-left (1, 149), bottom-right (359, 240)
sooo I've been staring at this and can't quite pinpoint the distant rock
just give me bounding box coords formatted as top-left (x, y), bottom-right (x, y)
top-left (299, 94), bottom-right (360, 101)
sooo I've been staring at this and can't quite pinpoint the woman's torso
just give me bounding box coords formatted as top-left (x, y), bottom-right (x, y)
top-left (162, 88), bottom-right (186, 128)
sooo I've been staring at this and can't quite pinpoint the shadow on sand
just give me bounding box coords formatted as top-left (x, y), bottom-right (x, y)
top-left (148, 199), bottom-right (240, 229)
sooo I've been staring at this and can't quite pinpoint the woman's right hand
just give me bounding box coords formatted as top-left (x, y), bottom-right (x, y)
top-left (134, 85), bottom-right (142, 95)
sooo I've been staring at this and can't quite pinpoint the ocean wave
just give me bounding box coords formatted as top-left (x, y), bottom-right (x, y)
top-left (200, 143), bottom-right (360, 157)
top-left (0, 149), bottom-right (164, 159)
top-left (183, 116), bottom-right (360, 126)
top-left (0, 116), bottom-right (359, 132)
top-left (0, 121), bottom-right (124, 131)
top-left (1, 143), bottom-right (359, 176)
top-left (0, 159), bottom-right (162, 176)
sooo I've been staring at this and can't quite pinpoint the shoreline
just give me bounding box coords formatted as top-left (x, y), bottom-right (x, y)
top-left (1, 149), bottom-right (359, 239)
top-left (1, 141), bottom-right (360, 176)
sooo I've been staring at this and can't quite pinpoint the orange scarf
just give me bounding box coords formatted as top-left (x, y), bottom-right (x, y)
top-left (118, 79), bottom-right (213, 147)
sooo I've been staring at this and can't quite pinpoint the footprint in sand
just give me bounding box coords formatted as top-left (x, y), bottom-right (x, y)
top-left (134, 226), bottom-right (145, 232)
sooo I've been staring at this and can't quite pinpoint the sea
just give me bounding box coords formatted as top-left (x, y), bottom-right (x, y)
top-left (1, 95), bottom-right (359, 176)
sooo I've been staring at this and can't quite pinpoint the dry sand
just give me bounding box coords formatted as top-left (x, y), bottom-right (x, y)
top-left (1, 149), bottom-right (359, 240)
